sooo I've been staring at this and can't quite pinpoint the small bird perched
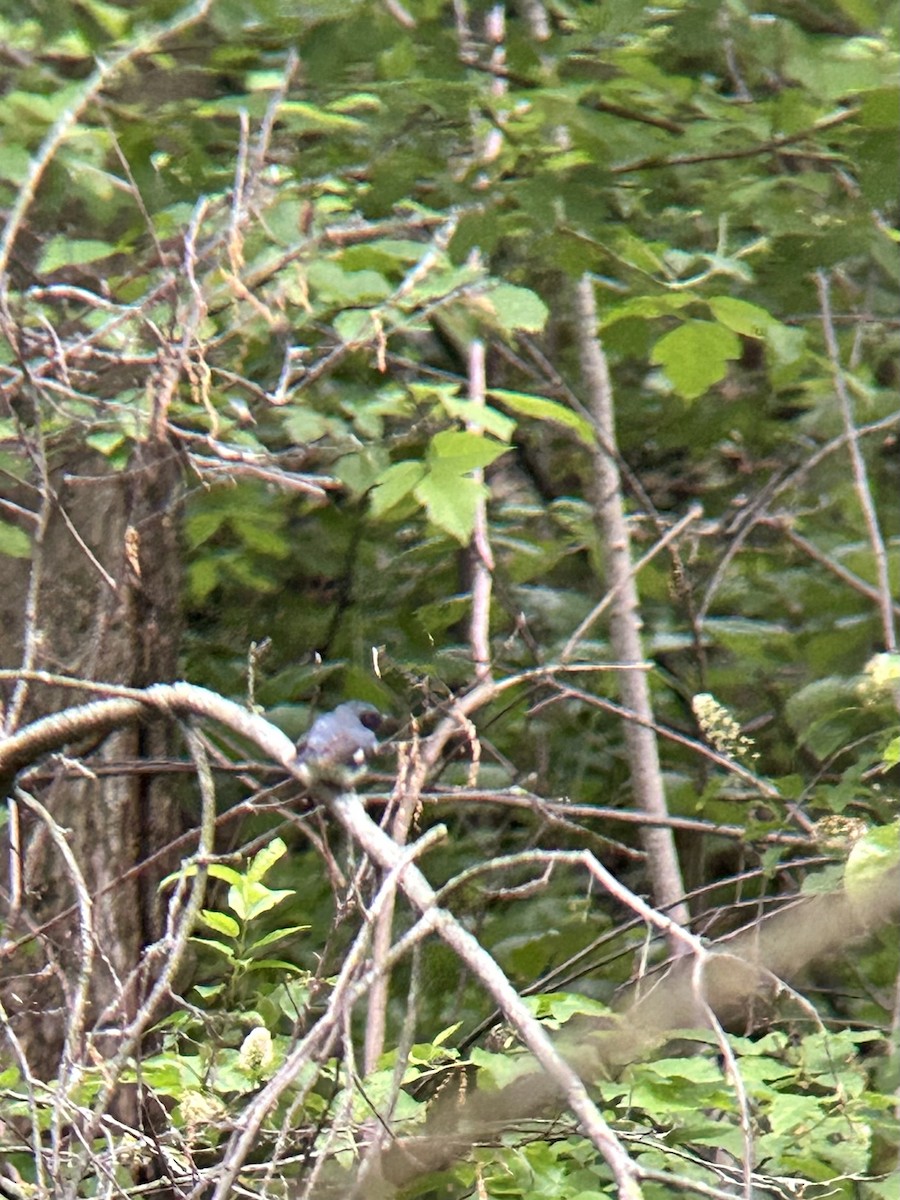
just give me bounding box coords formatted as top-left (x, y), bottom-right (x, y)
top-left (295, 701), bottom-right (384, 768)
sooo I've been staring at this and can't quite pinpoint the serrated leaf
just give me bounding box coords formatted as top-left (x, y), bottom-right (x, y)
top-left (414, 472), bottom-right (484, 543)
top-left (650, 320), bottom-right (742, 400)
top-left (370, 460), bottom-right (427, 515)
top-left (248, 837), bottom-right (288, 883)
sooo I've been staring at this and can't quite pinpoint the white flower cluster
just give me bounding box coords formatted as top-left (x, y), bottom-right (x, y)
top-left (691, 692), bottom-right (758, 762)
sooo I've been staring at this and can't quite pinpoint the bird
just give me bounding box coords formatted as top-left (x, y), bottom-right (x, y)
top-left (295, 701), bottom-right (384, 768)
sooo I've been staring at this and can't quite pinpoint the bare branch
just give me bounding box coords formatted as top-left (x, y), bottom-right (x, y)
top-left (816, 270), bottom-right (897, 655)
top-left (574, 274), bottom-right (690, 933)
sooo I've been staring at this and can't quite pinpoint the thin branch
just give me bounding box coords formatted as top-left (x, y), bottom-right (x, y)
top-left (611, 107), bottom-right (856, 175)
top-left (574, 274), bottom-right (690, 934)
top-left (467, 339), bottom-right (495, 683)
top-left (562, 503), bottom-right (703, 662)
top-left (815, 270), bottom-right (896, 654)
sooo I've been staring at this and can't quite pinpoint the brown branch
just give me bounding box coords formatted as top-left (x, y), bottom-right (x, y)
top-left (467, 339), bottom-right (495, 684)
top-left (574, 275), bottom-right (690, 933)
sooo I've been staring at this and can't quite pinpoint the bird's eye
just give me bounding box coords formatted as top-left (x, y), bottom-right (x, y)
top-left (359, 710), bottom-right (383, 732)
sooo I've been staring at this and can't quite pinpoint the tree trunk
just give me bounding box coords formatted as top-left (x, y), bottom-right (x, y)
top-left (0, 435), bottom-right (184, 1079)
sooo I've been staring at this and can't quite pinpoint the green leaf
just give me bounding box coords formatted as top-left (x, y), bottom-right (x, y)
top-left (190, 937), bottom-right (236, 960)
top-left (845, 822), bottom-right (900, 908)
top-left (0, 143), bottom-right (30, 185)
top-left (334, 308), bottom-right (375, 343)
top-left (0, 519), bottom-right (31, 559)
top-left (414, 472), bottom-right (484, 543)
top-left (77, 0), bottom-right (131, 37)
top-left (439, 397), bottom-right (516, 442)
top-left (199, 910), bottom-right (240, 939)
top-left (228, 881), bottom-right (293, 922)
top-left (370, 460), bottom-right (427, 516)
top-left (276, 100), bottom-right (366, 132)
top-left (307, 260), bottom-right (392, 305)
top-left (489, 388), bottom-right (595, 447)
top-left (600, 294), bottom-right (695, 326)
top-left (485, 284), bottom-right (548, 333)
top-left (37, 237), bottom-right (117, 274)
top-left (650, 320), bottom-right (742, 400)
top-left (707, 296), bottom-right (777, 338)
top-left (250, 925), bottom-right (311, 950)
top-left (86, 430), bottom-right (127, 456)
top-left (247, 837), bottom-right (288, 883)
top-left (426, 429), bottom-right (509, 472)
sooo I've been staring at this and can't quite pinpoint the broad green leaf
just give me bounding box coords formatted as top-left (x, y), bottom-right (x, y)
top-left (0, 143), bottom-right (30, 184)
top-left (37, 237), bottom-right (116, 274)
top-left (77, 0), bottom-right (131, 36)
top-left (190, 937), bottom-right (236, 960)
top-left (199, 910), bottom-right (240, 939)
top-left (334, 308), bottom-right (375, 343)
top-left (600, 294), bottom-right (695, 326)
top-left (650, 320), bottom-right (742, 400)
top-left (247, 837), bottom-right (288, 883)
top-left (370, 460), bottom-right (427, 515)
top-left (485, 284), bottom-right (548, 333)
top-left (707, 296), bottom-right (777, 338)
top-left (859, 85), bottom-right (900, 129)
top-left (282, 408), bottom-right (333, 442)
top-left (307, 260), bottom-right (392, 305)
top-left (426, 429), bottom-right (510, 472)
top-left (85, 430), bottom-right (126, 456)
top-left (439, 397), bottom-right (516, 442)
top-left (228, 880), bottom-right (293, 922)
top-left (489, 388), bottom-right (595, 447)
top-left (0, 519), bottom-right (31, 558)
top-left (414, 471), bottom-right (484, 543)
top-left (250, 925), bottom-right (311, 949)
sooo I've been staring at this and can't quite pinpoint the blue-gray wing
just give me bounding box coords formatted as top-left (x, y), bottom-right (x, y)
top-left (296, 702), bottom-right (383, 766)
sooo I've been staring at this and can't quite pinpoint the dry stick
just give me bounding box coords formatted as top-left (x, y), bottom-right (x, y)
top-left (815, 271), bottom-right (897, 655)
top-left (328, 792), bottom-right (644, 1200)
top-left (12, 788), bottom-right (95, 1184)
top-left (574, 275), bottom-right (690, 935)
top-left (62, 722), bottom-right (217, 1197)
top-left (364, 337), bottom-right (495, 1074)
top-left (3, 684), bottom-right (639, 1199)
top-left (468, 339), bottom-right (495, 683)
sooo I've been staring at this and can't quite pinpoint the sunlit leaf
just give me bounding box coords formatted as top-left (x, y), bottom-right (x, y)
top-left (650, 320), bottom-right (742, 400)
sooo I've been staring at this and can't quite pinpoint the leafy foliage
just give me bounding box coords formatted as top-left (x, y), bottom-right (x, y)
top-left (0, 0), bottom-right (898, 1196)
